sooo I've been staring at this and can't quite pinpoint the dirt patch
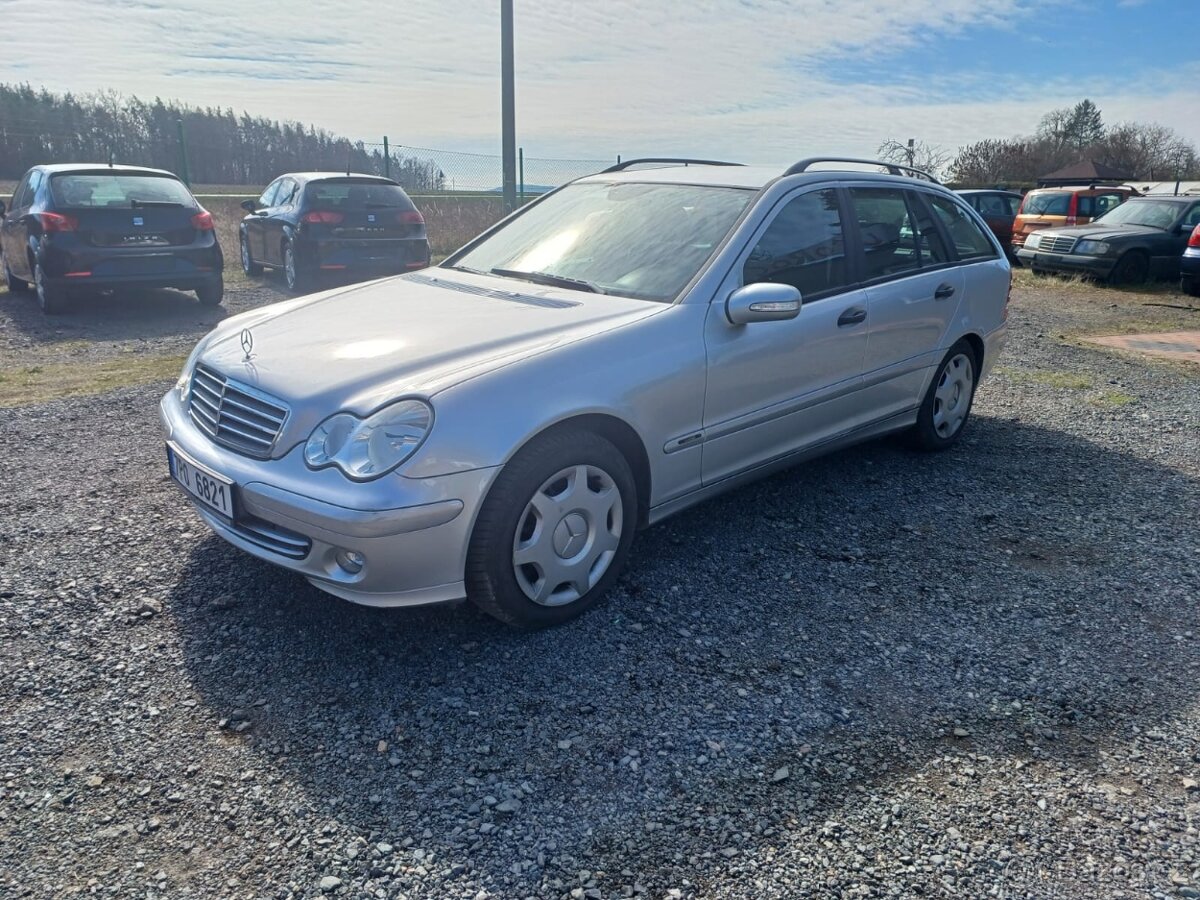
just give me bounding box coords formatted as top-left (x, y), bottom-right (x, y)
top-left (1082, 330), bottom-right (1200, 364)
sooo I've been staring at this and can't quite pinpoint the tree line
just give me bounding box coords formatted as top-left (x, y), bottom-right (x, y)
top-left (0, 83), bottom-right (446, 191)
top-left (881, 99), bottom-right (1200, 187)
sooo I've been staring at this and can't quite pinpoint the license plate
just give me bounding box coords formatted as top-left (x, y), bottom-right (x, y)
top-left (168, 444), bottom-right (235, 519)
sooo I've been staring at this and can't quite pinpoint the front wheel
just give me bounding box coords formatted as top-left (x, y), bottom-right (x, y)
top-left (907, 341), bottom-right (977, 451)
top-left (240, 233), bottom-right (262, 276)
top-left (1109, 251), bottom-right (1149, 286)
top-left (466, 429), bottom-right (638, 628)
top-left (34, 262), bottom-right (68, 314)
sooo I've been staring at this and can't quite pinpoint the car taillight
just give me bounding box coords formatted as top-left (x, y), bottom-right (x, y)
top-left (191, 210), bottom-right (214, 231)
top-left (397, 210), bottom-right (424, 225)
top-left (1189, 225), bottom-right (1200, 248)
top-left (1066, 194), bottom-right (1078, 226)
top-left (303, 211), bottom-right (344, 224)
top-left (40, 212), bottom-right (78, 233)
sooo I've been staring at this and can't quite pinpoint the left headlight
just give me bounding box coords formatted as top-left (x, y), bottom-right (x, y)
top-left (304, 399), bottom-right (433, 481)
top-left (1075, 240), bottom-right (1110, 256)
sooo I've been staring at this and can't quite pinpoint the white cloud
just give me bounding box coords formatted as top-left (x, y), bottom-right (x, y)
top-left (0, 0), bottom-right (1196, 170)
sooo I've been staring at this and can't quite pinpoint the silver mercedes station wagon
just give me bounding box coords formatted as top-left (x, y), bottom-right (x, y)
top-left (161, 157), bottom-right (1009, 627)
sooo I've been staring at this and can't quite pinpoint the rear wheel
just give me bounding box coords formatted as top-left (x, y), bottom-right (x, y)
top-left (466, 429), bottom-right (638, 628)
top-left (240, 233), bottom-right (262, 276)
top-left (1109, 250), bottom-right (1149, 286)
top-left (196, 275), bottom-right (224, 306)
top-left (34, 262), bottom-right (68, 314)
top-left (907, 340), bottom-right (977, 451)
top-left (3, 256), bottom-right (30, 292)
top-left (283, 240), bottom-right (310, 293)
top-left (1181, 276), bottom-right (1199, 298)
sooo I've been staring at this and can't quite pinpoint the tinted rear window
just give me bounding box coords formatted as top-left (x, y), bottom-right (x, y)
top-left (1021, 192), bottom-right (1072, 216)
top-left (305, 181), bottom-right (414, 210)
top-left (50, 173), bottom-right (194, 208)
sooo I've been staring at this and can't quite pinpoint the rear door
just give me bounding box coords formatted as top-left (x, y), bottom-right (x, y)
top-left (701, 186), bottom-right (870, 484)
top-left (2, 171), bottom-right (34, 279)
top-left (853, 186), bottom-right (965, 420)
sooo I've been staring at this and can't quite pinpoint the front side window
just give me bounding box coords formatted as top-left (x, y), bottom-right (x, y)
top-left (50, 173), bottom-right (194, 208)
top-left (926, 195), bottom-right (997, 260)
top-left (849, 187), bottom-right (921, 280)
top-left (743, 189), bottom-right (849, 298)
top-left (257, 180), bottom-right (281, 209)
top-left (11, 173), bottom-right (32, 208)
top-left (451, 181), bottom-right (753, 302)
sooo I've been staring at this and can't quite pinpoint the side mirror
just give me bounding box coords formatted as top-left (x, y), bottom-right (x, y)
top-left (725, 282), bottom-right (802, 326)
top-left (240, 199), bottom-right (258, 213)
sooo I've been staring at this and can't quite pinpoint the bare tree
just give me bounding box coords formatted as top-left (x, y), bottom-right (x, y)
top-left (876, 139), bottom-right (951, 178)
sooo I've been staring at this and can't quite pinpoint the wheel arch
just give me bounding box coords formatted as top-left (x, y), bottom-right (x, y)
top-left (960, 332), bottom-right (985, 373)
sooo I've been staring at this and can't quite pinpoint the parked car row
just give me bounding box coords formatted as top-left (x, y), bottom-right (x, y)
top-left (1, 164), bottom-right (430, 313)
top-left (955, 182), bottom-right (1200, 292)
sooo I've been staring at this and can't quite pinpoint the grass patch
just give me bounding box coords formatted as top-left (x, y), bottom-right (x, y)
top-left (0, 351), bottom-right (186, 408)
top-left (1088, 390), bottom-right (1135, 407)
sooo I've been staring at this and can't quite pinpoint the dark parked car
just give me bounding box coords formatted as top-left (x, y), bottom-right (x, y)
top-left (0, 164), bottom-right (223, 313)
top-left (1183, 223), bottom-right (1200, 297)
top-left (1016, 195), bottom-right (1200, 284)
top-left (957, 189), bottom-right (1022, 259)
top-left (239, 173), bottom-right (430, 292)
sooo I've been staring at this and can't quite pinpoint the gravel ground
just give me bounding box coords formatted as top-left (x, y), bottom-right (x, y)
top-left (1, 278), bottom-right (1198, 899)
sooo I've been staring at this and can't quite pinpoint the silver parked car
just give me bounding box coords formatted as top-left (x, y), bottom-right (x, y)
top-left (161, 157), bottom-right (1009, 627)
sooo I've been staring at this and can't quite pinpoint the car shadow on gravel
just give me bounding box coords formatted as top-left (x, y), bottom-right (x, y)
top-left (165, 414), bottom-right (1199, 895)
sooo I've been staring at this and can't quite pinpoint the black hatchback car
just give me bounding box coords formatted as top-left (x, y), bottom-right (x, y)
top-left (239, 173), bottom-right (430, 292)
top-left (0, 164), bottom-right (223, 313)
top-left (1016, 195), bottom-right (1200, 284)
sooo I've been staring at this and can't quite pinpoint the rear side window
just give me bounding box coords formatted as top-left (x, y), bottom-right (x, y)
top-left (926, 195), bottom-right (997, 260)
top-left (50, 174), bottom-right (194, 208)
top-left (305, 181), bottom-right (415, 211)
top-left (1021, 191), bottom-right (1071, 216)
top-left (907, 192), bottom-right (951, 265)
top-left (274, 178), bottom-right (298, 207)
top-left (849, 187), bottom-right (921, 280)
top-left (743, 189), bottom-right (850, 298)
top-left (976, 194), bottom-right (1010, 217)
top-left (24, 171), bottom-right (44, 205)
top-left (1081, 192), bottom-right (1126, 218)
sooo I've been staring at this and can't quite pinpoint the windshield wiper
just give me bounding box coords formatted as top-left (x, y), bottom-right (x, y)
top-left (130, 198), bottom-right (184, 208)
top-left (489, 267), bottom-right (605, 294)
top-left (443, 264), bottom-right (489, 276)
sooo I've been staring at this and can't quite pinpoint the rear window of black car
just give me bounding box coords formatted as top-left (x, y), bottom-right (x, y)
top-left (305, 181), bottom-right (415, 210)
top-left (50, 173), bottom-right (194, 208)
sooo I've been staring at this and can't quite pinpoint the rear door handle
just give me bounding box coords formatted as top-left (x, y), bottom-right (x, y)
top-left (934, 283), bottom-right (956, 300)
top-left (837, 307), bottom-right (867, 327)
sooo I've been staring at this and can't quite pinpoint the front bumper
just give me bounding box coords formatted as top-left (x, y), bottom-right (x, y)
top-left (1016, 248), bottom-right (1114, 278)
top-left (160, 390), bottom-right (498, 607)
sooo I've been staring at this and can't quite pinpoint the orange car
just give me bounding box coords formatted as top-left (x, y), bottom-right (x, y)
top-left (1011, 185), bottom-right (1138, 250)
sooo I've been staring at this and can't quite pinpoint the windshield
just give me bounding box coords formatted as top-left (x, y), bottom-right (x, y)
top-left (450, 181), bottom-right (754, 301)
top-left (1020, 191), bottom-right (1072, 216)
top-left (50, 173), bottom-right (194, 208)
top-left (305, 180), bottom-right (414, 210)
top-left (1093, 200), bottom-right (1182, 230)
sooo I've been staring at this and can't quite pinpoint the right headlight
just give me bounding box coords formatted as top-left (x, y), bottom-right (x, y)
top-left (175, 335), bottom-right (213, 400)
top-left (1024, 232), bottom-right (1043, 250)
top-left (304, 399), bottom-right (433, 481)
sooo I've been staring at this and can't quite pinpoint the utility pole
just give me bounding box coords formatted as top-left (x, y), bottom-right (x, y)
top-left (906, 138), bottom-right (915, 169)
top-left (501, 0), bottom-right (517, 212)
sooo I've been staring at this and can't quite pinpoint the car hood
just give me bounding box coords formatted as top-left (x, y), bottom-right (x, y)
top-left (196, 272), bottom-right (662, 446)
top-left (1033, 224), bottom-right (1162, 242)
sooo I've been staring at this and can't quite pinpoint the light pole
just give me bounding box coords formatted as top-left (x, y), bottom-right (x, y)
top-left (501, 0), bottom-right (517, 211)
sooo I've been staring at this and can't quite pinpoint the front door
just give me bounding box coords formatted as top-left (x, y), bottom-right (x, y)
top-left (1, 172), bottom-right (35, 280)
top-left (701, 186), bottom-right (869, 485)
top-left (245, 180), bottom-right (280, 262)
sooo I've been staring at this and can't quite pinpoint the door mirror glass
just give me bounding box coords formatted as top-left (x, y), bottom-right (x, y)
top-left (725, 282), bottom-right (801, 325)
top-left (240, 199), bottom-right (258, 213)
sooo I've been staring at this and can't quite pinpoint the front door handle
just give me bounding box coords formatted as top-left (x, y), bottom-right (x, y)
top-left (837, 307), bottom-right (867, 327)
top-left (934, 283), bottom-right (956, 300)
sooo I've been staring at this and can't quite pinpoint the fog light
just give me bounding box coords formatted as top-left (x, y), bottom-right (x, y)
top-left (335, 549), bottom-right (365, 575)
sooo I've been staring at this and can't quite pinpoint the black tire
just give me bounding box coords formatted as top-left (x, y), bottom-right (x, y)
top-left (34, 262), bottom-right (68, 314)
top-left (1109, 250), bottom-right (1149, 286)
top-left (196, 275), bottom-right (224, 306)
top-left (240, 233), bottom-right (262, 276)
top-left (1182, 276), bottom-right (1199, 298)
top-left (466, 428), bottom-right (638, 628)
top-left (283, 240), bottom-right (309, 293)
top-left (907, 340), bottom-right (978, 451)
top-left (3, 256), bottom-right (30, 292)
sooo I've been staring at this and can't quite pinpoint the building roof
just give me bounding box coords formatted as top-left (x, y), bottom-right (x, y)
top-left (1038, 159), bottom-right (1134, 185)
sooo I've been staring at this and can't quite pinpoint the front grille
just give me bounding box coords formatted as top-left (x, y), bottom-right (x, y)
top-left (1040, 234), bottom-right (1077, 254)
top-left (188, 364), bottom-right (289, 459)
top-left (229, 514), bottom-right (311, 560)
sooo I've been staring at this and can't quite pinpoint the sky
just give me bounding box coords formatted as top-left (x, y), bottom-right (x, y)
top-left (1, 0), bottom-right (1197, 171)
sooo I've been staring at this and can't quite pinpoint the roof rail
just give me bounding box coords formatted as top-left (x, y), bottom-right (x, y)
top-left (784, 157), bottom-right (941, 184)
top-left (601, 157), bottom-right (744, 173)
